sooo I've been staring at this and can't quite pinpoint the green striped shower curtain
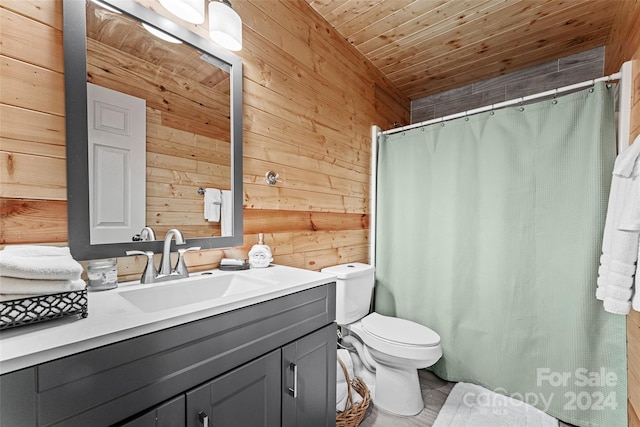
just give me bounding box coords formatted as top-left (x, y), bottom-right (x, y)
top-left (375, 83), bottom-right (626, 427)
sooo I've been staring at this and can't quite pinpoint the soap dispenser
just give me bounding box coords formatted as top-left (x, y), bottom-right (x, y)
top-left (248, 233), bottom-right (273, 268)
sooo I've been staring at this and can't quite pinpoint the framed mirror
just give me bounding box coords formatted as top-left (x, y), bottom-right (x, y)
top-left (64, 0), bottom-right (243, 260)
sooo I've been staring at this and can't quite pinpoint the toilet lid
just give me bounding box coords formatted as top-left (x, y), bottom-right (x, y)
top-left (361, 313), bottom-right (440, 347)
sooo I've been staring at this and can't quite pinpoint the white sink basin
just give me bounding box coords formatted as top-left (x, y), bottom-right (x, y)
top-left (118, 273), bottom-right (277, 312)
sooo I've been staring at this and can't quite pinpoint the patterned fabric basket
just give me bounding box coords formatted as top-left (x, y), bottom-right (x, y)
top-left (0, 289), bottom-right (88, 330)
top-left (336, 358), bottom-right (371, 427)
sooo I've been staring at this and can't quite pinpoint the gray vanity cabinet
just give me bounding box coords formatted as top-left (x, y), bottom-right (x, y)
top-left (282, 324), bottom-right (337, 427)
top-left (0, 283), bottom-right (336, 427)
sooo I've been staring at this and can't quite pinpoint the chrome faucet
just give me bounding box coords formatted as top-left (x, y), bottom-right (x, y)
top-left (126, 228), bottom-right (200, 283)
top-left (159, 229), bottom-right (186, 276)
top-left (132, 226), bottom-right (156, 241)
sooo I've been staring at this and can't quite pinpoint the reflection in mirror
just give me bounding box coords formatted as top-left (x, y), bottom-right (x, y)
top-left (64, 0), bottom-right (243, 260)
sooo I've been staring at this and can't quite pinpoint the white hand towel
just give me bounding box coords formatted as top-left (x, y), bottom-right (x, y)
top-left (0, 277), bottom-right (86, 295)
top-left (3, 245), bottom-right (71, 257)
top-left (204, 188), bottom-right (221, 222)
top-left (0, 250), bottom-right (83, 281)
top-left (221, 190), bottom-right (233, 236)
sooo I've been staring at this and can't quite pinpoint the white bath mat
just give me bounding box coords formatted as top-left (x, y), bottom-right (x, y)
top-left (433, 382), bottom-right (558, 427)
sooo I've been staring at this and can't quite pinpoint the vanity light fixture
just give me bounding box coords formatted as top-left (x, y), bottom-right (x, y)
top-left (158, 0), bottom-right (205, 24)
top-left (158, 0), bottom-right (243, 51)
top-left (141, 23), bottom-right (183, 44)
top-left (208, 0), bottom-right (242, 51)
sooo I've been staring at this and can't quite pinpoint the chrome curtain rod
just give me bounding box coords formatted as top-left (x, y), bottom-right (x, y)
top-left (382, 72), bottom-right (622, 136)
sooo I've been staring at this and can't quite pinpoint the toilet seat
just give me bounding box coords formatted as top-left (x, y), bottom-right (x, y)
top-left (351, 313), bottom-right (443, 362)
top-left (361, 313), bottom-right (440, 347)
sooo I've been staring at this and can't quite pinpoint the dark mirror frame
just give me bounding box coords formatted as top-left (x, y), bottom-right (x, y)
top-left (63, 0), bottom-right (243, 260)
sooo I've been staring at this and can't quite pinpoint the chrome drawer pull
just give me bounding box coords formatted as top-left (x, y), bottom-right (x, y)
top-left (288, 362), bottom-right (298, 398)
top-left (198, 411), bottom-right (209, 426)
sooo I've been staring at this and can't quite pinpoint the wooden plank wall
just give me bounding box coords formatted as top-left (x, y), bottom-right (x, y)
top-left (604, 1), bottom-right (640, 425)
top-left (0, 0), bottom-right (409, 280)
top-left (86, 34), bottom-right (232, 239)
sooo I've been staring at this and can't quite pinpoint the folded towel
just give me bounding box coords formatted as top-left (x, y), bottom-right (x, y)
top-left (3, 245), bottom-right (71, 257)
top-left (0, 249), bottom-right (83, 281)
top-left (0, 293), bottom-right (40, 302)
top-left (204, 188), bottom-right (221, 222)
top-left (0, 277), bottom-right (86, 295)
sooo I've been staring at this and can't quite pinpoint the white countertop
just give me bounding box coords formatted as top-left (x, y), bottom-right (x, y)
top-left (0, 265), bottom-right (336, 375)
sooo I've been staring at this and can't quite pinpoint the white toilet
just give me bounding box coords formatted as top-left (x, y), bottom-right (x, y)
top-left (322, 263), bottom-right (442, 416)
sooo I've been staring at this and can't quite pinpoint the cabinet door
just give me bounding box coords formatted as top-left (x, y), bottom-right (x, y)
top-left (186, 350), bottom-right (281, 427)
top-left (282, 323), bottom-right (337, 427)
top-left (119, 395), bottom-right (185, 427)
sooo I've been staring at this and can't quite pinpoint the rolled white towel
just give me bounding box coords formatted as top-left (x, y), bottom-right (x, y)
top-left (336, 350), bottom-right (363, 413)
top-left (338, 349), bottom-right (355, 378)
top-left (336, 362), bottom-right (348, 412)
top-left (0, 277), bottom-right (86, 295)
top-left (0, 250), bottom-right (83, 281)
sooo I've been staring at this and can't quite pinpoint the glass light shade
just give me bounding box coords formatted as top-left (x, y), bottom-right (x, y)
top-left (159, 0), bottom-right (205, 24)
top-left (208, 1), bottom-right (242, 51)
top-left (141, 23), bottom-right (182, 44)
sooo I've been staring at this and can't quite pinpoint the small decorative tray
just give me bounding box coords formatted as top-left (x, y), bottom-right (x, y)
top-left (0, 289), bottom-right (88, 330)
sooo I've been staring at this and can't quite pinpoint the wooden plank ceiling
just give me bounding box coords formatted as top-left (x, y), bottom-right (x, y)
top-left (305, 0), bottom-right (624, 100)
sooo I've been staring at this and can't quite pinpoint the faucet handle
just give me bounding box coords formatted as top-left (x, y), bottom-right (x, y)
top-left (125, 250), bottom-right (157, 284)
top-left (175, 247), bottom-right (201, 276)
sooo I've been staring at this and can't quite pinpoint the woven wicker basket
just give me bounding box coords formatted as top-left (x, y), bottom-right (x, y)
top-left (336, 358), bottom-right (371, 427)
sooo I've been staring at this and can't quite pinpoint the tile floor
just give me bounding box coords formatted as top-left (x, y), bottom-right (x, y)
top-left (358, 370), bottom-right (576, 427)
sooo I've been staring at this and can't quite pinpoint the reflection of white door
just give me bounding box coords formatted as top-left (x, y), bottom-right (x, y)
top-left (87, 83), bottom-right (146, 244)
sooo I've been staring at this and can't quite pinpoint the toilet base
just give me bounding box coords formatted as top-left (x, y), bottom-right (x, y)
top-left (373, 364), bottom-right (423, 416)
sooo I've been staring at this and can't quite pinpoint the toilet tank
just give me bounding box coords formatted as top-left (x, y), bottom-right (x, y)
top-left (321, 263), bottom-right (375, 325)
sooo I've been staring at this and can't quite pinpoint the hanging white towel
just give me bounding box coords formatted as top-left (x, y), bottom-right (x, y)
top-left (336, 349), bottom-right (363, 413)
top-left (635, 238), bottom-right (640, 311)
top-left (204, 188), bottom-right (221, 222)
top-left (598, 135), bottom-right (640, 314)
top-left (221, 190), bottom-right (233, 236)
